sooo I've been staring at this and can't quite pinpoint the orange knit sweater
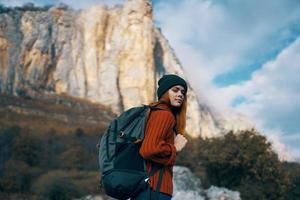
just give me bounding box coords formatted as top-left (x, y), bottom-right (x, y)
top-left (139, 103), bottom-right (177, 196)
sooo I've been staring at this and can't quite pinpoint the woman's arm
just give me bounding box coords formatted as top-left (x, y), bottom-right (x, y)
top-left (139, 110), bottom-right (176, 166)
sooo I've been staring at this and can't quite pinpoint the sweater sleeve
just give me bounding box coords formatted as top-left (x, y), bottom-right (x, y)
top-left (139, 110), bottom-right (176, 166)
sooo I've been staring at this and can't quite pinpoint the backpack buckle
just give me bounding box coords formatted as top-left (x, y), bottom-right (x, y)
top-left (119, 131), bottom-right (125, 138)
top-left (134, 139), bottom-right (142, 144)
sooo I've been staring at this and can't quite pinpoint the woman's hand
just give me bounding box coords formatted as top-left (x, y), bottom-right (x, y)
top-left (174, 134), bottom-right (188, 152)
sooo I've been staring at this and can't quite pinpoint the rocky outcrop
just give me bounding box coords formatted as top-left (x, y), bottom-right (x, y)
top-left (172, 166), bottom-right (241, 200)
top-left (0, 0), bottom-right (253, 138)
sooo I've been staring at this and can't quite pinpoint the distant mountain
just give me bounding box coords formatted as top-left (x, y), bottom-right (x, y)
top-left (0, 0), bottom-right (253, 138)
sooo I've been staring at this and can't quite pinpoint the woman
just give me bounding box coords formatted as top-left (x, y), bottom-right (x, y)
top-left (133, 74), bottom-right (188, 200)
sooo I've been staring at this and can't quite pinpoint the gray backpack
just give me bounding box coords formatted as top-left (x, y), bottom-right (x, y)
top-left (98, 105), bottom-right (164, 200)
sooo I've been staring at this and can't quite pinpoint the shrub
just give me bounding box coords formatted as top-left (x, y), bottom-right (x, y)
top-left (12, 129), bottom-right (43, 166)
top-left (60, 145), bottom-right (89, 170)
top-left (67, 170), bottom-right (101, 194)
top-left (0, 126), bottom-right (21, 166)
top-left (32, 170), bottom-right (82, 200)
top-left (177, 129), bottom-right (291, 200)
top-left (285, 162), bottom-right (300, 200)
top-left (0, 159), bottom-right (42, 193)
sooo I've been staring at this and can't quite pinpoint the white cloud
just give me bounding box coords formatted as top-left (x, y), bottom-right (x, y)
top-left (262, 129), bottom-right (295, 161)
top-left (0, 0), bottom-right (123, 9)
top-left (282, 133), bottom-right (300, 160)
top-left (213, 36), bottom-right (300, 160)
top-left (228, 37), bottom-right (300, 124)
top-left (154, 0), bottom-right (300, 76)
top-left (153, 0), bottom-right (300, 160)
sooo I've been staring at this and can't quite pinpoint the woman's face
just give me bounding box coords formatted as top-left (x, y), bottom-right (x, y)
top-left (168, 85), bottom-right (185, 107)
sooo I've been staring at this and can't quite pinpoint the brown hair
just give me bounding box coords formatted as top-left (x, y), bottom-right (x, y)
top-left (149, 91), bottom-right (187, 135)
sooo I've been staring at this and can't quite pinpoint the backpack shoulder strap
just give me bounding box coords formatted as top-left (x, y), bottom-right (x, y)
top-left (147, 165), bottom-right (165, 199)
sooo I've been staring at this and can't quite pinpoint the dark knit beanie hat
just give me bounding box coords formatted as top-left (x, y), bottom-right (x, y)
top-left (157, 74), bottom-right (188, 99)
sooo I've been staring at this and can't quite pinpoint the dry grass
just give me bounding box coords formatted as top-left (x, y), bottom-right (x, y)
top-left (0, 94), bottom-right (116, 135)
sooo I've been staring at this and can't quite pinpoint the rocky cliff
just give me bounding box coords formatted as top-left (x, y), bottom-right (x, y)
top-left (0, 0), bottom-right (253, 138)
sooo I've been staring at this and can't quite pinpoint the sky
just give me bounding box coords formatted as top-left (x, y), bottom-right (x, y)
top-left (1, 0), bottom-right (300, 161)
top-left (151, 0), bottom-right (300, 162)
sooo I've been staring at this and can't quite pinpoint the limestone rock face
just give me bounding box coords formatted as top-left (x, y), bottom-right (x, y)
top-left (0, 0), bottom-right (253, 138)
top-left (154, 28), bottom-right (226, 137)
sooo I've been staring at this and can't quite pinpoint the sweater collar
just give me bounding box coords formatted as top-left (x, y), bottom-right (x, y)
top-left (156, 103), bottom-right (175, 113)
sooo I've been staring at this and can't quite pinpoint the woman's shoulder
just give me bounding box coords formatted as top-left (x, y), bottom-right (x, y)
top-left (150, 106), bottom-right (175, 121)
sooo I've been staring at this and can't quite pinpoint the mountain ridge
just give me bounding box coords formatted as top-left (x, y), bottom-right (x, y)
top-left (0, 0), bottom-right (253, 138)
